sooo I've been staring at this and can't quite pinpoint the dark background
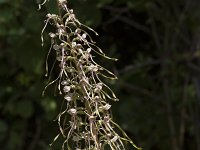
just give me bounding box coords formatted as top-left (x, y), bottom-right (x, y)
top-left (0, 0), bottom-right (200, 149)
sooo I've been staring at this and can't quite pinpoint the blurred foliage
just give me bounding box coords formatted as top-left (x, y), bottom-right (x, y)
top-left (0, 0), bottom-right (200, 149)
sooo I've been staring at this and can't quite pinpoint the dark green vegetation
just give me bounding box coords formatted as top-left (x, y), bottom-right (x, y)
top-left (0, 0), bottom-right (200, 149)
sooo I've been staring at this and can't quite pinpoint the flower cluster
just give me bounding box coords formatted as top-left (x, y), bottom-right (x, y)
top-left (40, 0), bottom-right (140, 149)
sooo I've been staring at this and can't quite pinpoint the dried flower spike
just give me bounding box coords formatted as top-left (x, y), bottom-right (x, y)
top-left (39, 0), bottom-right (141, 149)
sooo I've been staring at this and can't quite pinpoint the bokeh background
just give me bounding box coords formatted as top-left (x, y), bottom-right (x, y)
top-left (0, 0), bottom-right (200, 149)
